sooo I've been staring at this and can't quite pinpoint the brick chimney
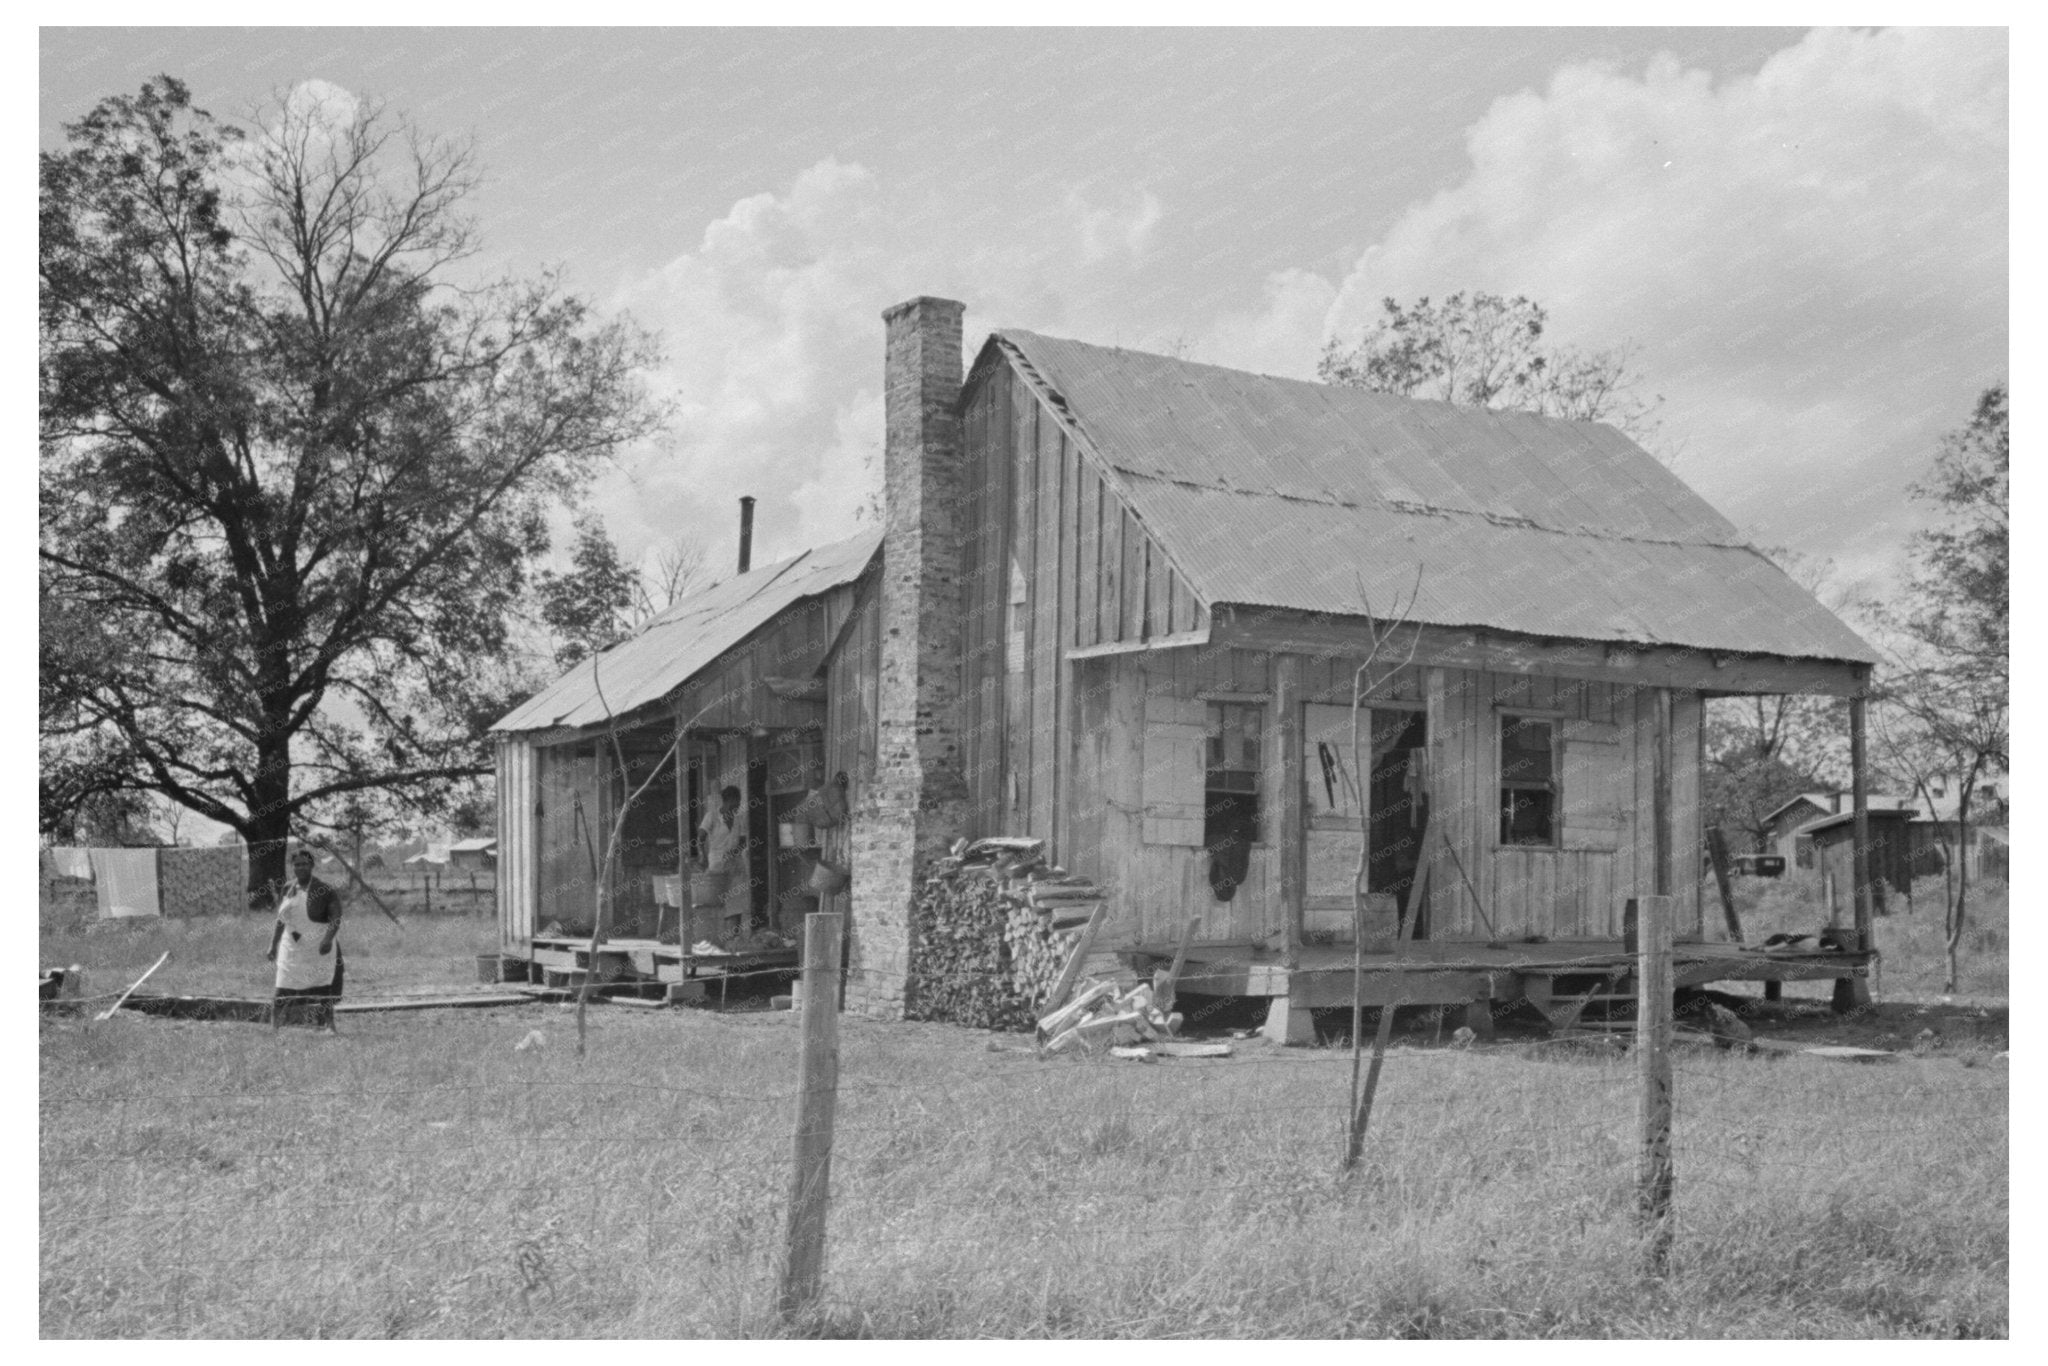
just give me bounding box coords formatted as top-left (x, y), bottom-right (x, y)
top-left (846, 296), bottom-right (971, 1017)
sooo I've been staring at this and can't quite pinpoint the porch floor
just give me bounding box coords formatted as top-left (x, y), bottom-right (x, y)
top-left (1126, 937), bottom-right (1875, 1007)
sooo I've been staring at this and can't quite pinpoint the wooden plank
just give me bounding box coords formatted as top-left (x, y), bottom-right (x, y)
top-left (1291, 968), bottom-right (1493, 1010)
top-left (1706, 826), bottom-right (1743, 943)
top-left (1076, 462), bottom-right (1100, 647)
top-left (1145, 538), bottom-right (1167, 641)
top-left (1042, 899), bottom-right (1109, 1013)
top-left (1211, 608), bottom-right (1873, 698)
top-left (335, 993), bottom-right (533, 1014)
top-left (1065, 630), bottom-right (1211, 660)
top-left (1169, 577), bottom-right (1195, 642)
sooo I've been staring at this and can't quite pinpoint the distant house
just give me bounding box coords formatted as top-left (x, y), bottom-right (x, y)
top-left (1761, 792), bottom-right (1836, 867)
top-left (447, 838), bottom-right (497, 874)
top-left (1768, 777), bottom-right (2007, 882)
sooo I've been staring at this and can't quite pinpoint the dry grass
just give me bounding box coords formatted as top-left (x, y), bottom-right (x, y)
top-left (40, 885), bottom-right (2007, 1338)
top-left (40, 887), bottom-right (499, 1001)
top-left (40, 1002), bottom-right (2006, 1337)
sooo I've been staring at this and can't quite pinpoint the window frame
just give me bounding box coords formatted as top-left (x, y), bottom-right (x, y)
top-left (1204, 700), bottom-right (1266, 848)
top-left (1497, 711), bottom-right (1561, 848)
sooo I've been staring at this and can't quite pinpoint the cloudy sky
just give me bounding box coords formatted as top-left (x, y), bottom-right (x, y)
top-left (40, 27), bottom-right (2007, 599)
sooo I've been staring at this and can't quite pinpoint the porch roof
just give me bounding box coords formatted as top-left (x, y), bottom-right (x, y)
top-left (492, 530), bottom-right (882, 735)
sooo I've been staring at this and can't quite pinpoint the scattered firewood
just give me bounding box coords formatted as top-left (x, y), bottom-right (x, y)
top-left (1036, 974), bottom-right (1184, 1055)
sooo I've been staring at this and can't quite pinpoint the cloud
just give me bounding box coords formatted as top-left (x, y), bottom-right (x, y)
top-left (1065, 187), bottom-right (1163, 263)
top-left (1314, 28), bottom-right (2006, 575)
top-left (1202, 268), bottom-right (1337, 377)
top-left (597, 161), bottom-right (1179, 568)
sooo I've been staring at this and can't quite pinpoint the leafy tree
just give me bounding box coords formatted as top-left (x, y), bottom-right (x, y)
top-left (1319, 292), bottom-right (1664, 452)
top-left (39, 78), bottom-right (665, 899)
top-left (1904, 383), bottom-right (2007, 675)
top-left (537, 515), bottom-right (643, 668)
top-left (1872, 384), bottom-right (2009, 991)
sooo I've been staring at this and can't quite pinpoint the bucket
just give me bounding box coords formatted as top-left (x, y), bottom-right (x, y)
top-left (690, 870), bottom-right (731, 904)
top-left (807, 859), bottom-right (850, 895)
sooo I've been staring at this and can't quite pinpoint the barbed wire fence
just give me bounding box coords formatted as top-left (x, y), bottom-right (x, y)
top-left (39, 910), bottom-right (2007, 1338)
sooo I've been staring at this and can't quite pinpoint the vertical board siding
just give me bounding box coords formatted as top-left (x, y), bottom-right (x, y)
top-left (824, 579), bottom-right (880, 804)
top-left (1080, 653), bottom-right (1277, 947)
top-left (1075, 462), bottom-right (1099, 648)
top-left (497, 739), bottom-right (538, 947)
top-left (1121, 510), bottom-right (1146, 643)
top-left (1009, 373), bottom-right (1036, 828)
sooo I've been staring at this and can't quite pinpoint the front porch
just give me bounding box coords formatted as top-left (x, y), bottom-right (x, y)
top-left (1125, 937), bottom-right (1877, 1044)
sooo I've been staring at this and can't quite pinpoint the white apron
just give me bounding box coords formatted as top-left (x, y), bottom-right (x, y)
top-left (274, 885), bottom-right (339, 991)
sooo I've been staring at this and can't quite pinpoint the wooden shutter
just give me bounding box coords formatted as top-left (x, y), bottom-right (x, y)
top-left (1141, 692), bottom-right (1207, 846)
top-left (1558, 718), bottom-right (1622, 851)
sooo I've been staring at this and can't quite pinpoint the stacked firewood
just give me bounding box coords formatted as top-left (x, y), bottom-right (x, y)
top-left (904, 836), bottom-right (1108, 1031)
top-left (1037, 978), bottom-right (1184, 1054)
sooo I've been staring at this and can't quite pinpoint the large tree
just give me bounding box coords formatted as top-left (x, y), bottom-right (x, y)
top-left (1875, 384), bottom-right (2008, 989)
top-left (40, 78), bottom-right (664, 898)
top-left (1319, 292), bottom-right (1664, 452)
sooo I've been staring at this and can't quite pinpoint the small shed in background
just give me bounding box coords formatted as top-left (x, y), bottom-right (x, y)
top-left (447, 838), bottom-right (498, 874)
top-left (1805, 808), bottom-right (1912, 915)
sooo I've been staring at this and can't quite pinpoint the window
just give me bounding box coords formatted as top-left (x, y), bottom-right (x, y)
top-left (1499, 715), bottom-right (1557, 845)
top-left (1204, 702), bottom-right (1262, 899)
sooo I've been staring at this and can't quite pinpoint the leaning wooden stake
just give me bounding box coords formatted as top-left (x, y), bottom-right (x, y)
top-left (1705, 826), bottom-right (1742, 944)
top-left (1041, 899), bottom-right (1108, 1016)
top-left (96, 951), bottom-right (170, 1022)
top-left (778, 911), bottom-right (844, 1321)
top-left (1634, 893), bottom-right (1676, 1275)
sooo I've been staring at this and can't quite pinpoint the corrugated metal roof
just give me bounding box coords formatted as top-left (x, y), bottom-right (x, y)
top-left (998, 331), bottom-right (1877, 665)
top-left (492, 530), bottom-right (882, 734)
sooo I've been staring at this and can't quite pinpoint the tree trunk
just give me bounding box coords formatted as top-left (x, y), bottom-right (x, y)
top-left (1945, 766), bottom-right (1978, 995)
top-left (247, 733), bottom-right (294, 911)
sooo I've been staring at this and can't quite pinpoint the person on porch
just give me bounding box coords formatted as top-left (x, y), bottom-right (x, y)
top-left (699, 785), bottom-right (749, 936)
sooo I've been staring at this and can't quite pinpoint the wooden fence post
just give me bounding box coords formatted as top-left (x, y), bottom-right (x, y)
top-left (1634, 893), bottom-right (1675, 1276)
top-left (778, 911), bottom-right (844, 1321)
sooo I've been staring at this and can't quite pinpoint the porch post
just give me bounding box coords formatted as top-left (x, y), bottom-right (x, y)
top-left (1275, 653), bottom-right (1305, 968)
top-left (1652, 690), bottom-right (1673, 897)
top-left (1838, 693), bottom-right (1876, 1010)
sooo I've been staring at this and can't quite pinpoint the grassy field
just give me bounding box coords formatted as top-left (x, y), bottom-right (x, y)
top-left (40, 881), bottom-right (2009, 1338)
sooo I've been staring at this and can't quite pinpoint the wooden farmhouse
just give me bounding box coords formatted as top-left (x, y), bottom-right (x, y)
top-left (492, 296), bottom-right (1887, 1038)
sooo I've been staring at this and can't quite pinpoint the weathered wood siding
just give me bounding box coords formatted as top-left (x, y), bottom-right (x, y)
top-left (956, 345), bottom-right (1705, 950)
top-left (664, 588), bottom-right (851, 734)
top-left (957, 357), bottom-right (1211, 852)
top-left (495, 738), bottom-right (539, 947)
top-left (1424, 671), bottom-right (1703, 941)
top-left (823, 571), bottom-right (881, 807)
top-left (533, 741), bottom-right (601, 933)
top-left (1064, 648), bottom-right (1280, 945)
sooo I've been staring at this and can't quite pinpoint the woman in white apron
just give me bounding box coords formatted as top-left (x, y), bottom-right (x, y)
top-left (268, 848), bottom-right (344, 1030)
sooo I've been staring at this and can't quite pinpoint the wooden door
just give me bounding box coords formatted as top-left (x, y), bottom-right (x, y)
top-left (536, 743), bottom-right (600, 935)
top-left (1301, 703), bottom-right (1426, 941)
